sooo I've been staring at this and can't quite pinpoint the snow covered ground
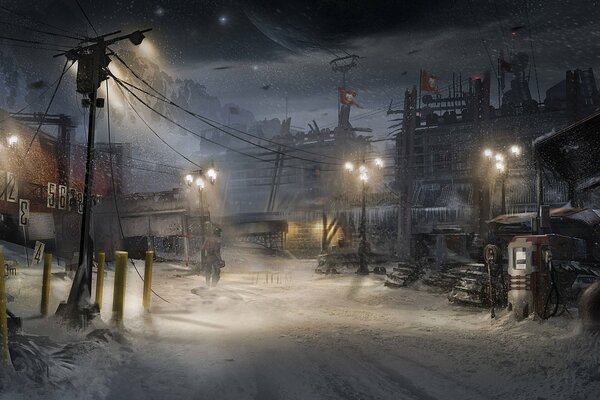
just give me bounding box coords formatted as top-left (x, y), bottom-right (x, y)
top-left (2, 242), bottom-right (600, 400)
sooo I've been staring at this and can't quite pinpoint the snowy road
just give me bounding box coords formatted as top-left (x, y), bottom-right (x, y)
top-left (4, 244), bottom-right (600, 399)
top-left (100, 246), bottom-right (600, 400)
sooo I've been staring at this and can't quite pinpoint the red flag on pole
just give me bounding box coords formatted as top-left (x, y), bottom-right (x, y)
top-left (420, 70), bottom-right (440, 94)
top-left (338, 87), bottom-right (361, 108)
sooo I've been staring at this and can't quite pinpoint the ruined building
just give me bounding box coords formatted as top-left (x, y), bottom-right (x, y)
top-left (392, 52), bottom-right (600, 259)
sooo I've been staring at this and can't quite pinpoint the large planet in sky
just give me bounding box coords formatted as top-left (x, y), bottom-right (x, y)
top-left (242, 1), bottom-right (440, 53)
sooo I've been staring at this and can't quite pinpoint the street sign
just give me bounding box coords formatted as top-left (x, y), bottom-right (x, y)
top-left (47, 183), bottom-right (57, 208)
top-left (6, 172), bottom-right (17, 203)
top-left (77, 191), bottom-right (83, 214)
top-left (33, 241), bottom-right (45, 265)
top-left (58, 185), bottom-right (67, 210)
top-left (18, 199), bottom-right (30, 226)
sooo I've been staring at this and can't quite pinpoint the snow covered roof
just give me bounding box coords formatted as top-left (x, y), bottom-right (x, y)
top-left (489, 208), bottom-right (600, 227)
top-left (534, 111), bottom-right (600, 191)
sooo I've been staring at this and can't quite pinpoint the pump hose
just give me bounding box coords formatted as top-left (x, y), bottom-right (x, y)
top-left (543, 266), bottom-right (561, 319)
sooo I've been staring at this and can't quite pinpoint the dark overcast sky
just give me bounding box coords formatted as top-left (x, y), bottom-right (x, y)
top-left (3, 0), bottom-right (600, 134)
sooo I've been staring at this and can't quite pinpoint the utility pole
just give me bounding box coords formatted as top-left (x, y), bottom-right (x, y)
top-left (396, 87), bottom-right (417, 261)
top-left (55, 28), bottom-right (151, 323)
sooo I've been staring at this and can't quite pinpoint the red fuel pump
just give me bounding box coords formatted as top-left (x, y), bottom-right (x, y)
top-left (507, 234), bottom-right (587, 319)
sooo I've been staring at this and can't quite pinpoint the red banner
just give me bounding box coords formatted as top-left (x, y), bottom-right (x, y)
top-left (339, 87), bottom-right (361, 107)
top-left (420, 70), bottom-right (440, 94)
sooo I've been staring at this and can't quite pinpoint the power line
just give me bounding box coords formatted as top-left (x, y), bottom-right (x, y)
top-left (0, 62), bottom-right (76, 126)
top-left (0, 42), bottom-right (71, 52)
top-left (114, 80), bottom-right (272, 168)
top-left (119, 82), bottom-right (334, 172)
top-left (524, 0), bottom-right (541, 103)
top-left (0, 34), bottom-right (72, 49)
top-left (112, 72), bottom-right (341, 166)
top-left (113, 82), bottom-right (203, 169)
top-left (0, 19), bottom-right (85, 41)
top-left (115, 80), bottom-right (323, 172)
top-left (74, 0), bottom-right (99, 36)
top-left (110, 53), bottom-right (346, 163)
top-left (67, 142), bottom-right (184, 175)
top-left (112, 76), bottom-right (339, 172)
top-left (109, 153), bottom-right (185, 172)
top-left (0, 5), bottom-right (84, 37)
top-left (106, 80), bottom-right (170, 304)
top-left (320, 107), bottom-right (389, 130)
top-left (24, 59), bottom-right (73, 157)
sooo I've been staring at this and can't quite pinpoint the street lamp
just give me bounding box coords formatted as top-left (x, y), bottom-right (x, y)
top-left (344, 161), bottom-right (354, 173)
top-left (510, 145), bottom-right (522, 156)
top-left (184, 168), bottom-right (217, 268)
top-left (207, 167), bottom-right (217, 184)
top-left (7, 134), bottom-right (18, 148)
top-left (483, 145), bottom-right (523, 215)
top-left (344, 157), bottom-right (382, 275)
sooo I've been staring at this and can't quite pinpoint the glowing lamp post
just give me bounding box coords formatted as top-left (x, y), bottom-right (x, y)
top-left (344, 157), bottom-right (383, 275)
top-left (344, 161), bottom-right (354, 173)
top-left (483, 145), bottom-right (522, 215)
top-left (184, 167), bottom-right (217, 268)
top-left (7, 135), bottom-right (18, 148)
top-left (207, 167), bottom-right (217, 184)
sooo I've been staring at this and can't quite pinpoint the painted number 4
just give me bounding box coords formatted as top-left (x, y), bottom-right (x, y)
top-left (33, 241), bottom-right (45, 265)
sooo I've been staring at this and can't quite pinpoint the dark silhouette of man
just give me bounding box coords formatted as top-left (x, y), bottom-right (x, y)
top-left (202, 227), bottom-right (224, 287)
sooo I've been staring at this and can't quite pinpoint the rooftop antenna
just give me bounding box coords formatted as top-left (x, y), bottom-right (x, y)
top-left (330, 54), bottom-right (361, 128)
top-left (330, 54), bottom-right (361, 88)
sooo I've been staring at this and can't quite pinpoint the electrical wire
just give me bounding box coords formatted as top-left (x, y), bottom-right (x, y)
top-left (24, 59), bottom-right (73, 157)
top-left (111, 52), bottom-right (397, 165)
top-left (117, 76), bottom-right (341, 161)
top-left (0, 19), bottom-right (85, 41)
top-left (112, 77), bottom-right (338, 173)
top-left (0, 5), bottom-right (84, 37)
top-left (74, 0), bottom-right (99, 36)
top-left (106, 80), bottom-right (170, 304)
top-left (109, 54), bottom-right (346, 163)
top-left (524, 0), bottom-right (542, 103)
top-left (113, 83), bottom-right (206, 169)
top-left (0, 42), bottom-right (71, 52)
top-left (0, 34), bottom-right (72, 49)
top-left (113, 74), bottom-right (341, 166)
top-left (0, 62), bottom-right (77, 126)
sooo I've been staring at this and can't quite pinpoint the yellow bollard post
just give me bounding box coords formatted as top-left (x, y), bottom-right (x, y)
top-left (41, 254), bottom-right (52, 316)
top-left (142, 251), bottom-right (154, 312)
top-left (112, 251), bottom-right (128, 325)
top-left (0, 248), bottom-right (10, 365)
top-left (95, 252), bottom-right (105, 310)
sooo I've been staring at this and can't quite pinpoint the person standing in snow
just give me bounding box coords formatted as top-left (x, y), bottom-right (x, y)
top-left (202, 227), bottom-right (224, 287)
